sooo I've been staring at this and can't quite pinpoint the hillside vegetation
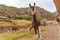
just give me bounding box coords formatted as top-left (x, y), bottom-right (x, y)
top-left (0, 4), bottom-right (56, 20)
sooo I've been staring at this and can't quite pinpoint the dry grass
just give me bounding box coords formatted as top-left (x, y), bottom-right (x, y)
top-left (15, 20), bottom-right (31, 26)
top-left (0, 26), bottom-right (49, 40)
top-left (0, 20), bottom-right (49, 40)
top-left (0, 20), bottom-right (31, 27)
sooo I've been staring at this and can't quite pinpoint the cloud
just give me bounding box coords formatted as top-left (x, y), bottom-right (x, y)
top-left (0, 0), bottom-right (57, 12)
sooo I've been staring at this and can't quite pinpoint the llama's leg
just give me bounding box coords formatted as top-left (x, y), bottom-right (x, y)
top-left (37, 26), bottom-right (43, 40)
top-left (30, 26), bottom-right (33, 31)
top-left (34, 29), bottom-right (38, 40)
top-left (35, 27), bottom-right (41, 40)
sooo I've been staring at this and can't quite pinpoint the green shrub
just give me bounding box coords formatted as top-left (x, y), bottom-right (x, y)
top-left (15, 16), bottom-right (23, 19)
top-left (15, 16), bottom-right (32, 21)
top-left (24, 17), bottom-right (32, 21)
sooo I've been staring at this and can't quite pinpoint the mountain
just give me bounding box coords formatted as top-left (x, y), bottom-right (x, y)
top-left (0, 4), bottom-right (56, 20)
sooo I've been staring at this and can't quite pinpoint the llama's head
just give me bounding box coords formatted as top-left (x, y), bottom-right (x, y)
top-left (29, 3), bottom-right (36, 15)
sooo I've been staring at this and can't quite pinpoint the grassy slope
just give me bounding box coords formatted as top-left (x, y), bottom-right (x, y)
top-left (0, 20), bottom-right (31, 27)
top-left (0, 26), bottom-right (49, 40)
top-left (0, 20), bottom-right (49, 40)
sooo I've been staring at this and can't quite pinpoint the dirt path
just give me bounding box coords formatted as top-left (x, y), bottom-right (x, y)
top-left (58, 25), bottom-right (60, 40)
top-left (43, 26), bottom-right (58, 40)
top-left (15, 26), bottom-right (58, 40)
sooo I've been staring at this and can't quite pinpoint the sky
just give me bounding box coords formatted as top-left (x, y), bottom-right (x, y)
top-left (0, 0), bottom-right (57, 12)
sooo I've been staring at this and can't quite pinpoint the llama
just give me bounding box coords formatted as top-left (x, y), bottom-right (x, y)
top-left (29, 3), bottom-right (43, 40)
top-left (54, 0), bottom-right (60, 24)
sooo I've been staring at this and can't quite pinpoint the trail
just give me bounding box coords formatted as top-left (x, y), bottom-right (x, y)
top-left (43, 26), bottom-right (58, 40)
top-left (15, 26), bottom-right (58, 40)
top-left (58, 25), bottom-right (60, 40)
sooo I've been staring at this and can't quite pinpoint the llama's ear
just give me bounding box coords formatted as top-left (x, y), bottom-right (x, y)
top-left (34, 2), bottom-right (36, 7)
top-left (29, 3), bottom-right (31, 7)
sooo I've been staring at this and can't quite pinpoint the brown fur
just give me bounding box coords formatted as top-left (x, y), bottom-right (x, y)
top-left (56, 17), bottom-right (60, 25)
top-left (12, 27), bottom-right (19, 32)
top-left (29, 3), bottom-right (40, 34)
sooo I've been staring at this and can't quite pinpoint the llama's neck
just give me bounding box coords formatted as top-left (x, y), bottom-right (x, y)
top-left (32, 13), bottom-right (37, 22)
